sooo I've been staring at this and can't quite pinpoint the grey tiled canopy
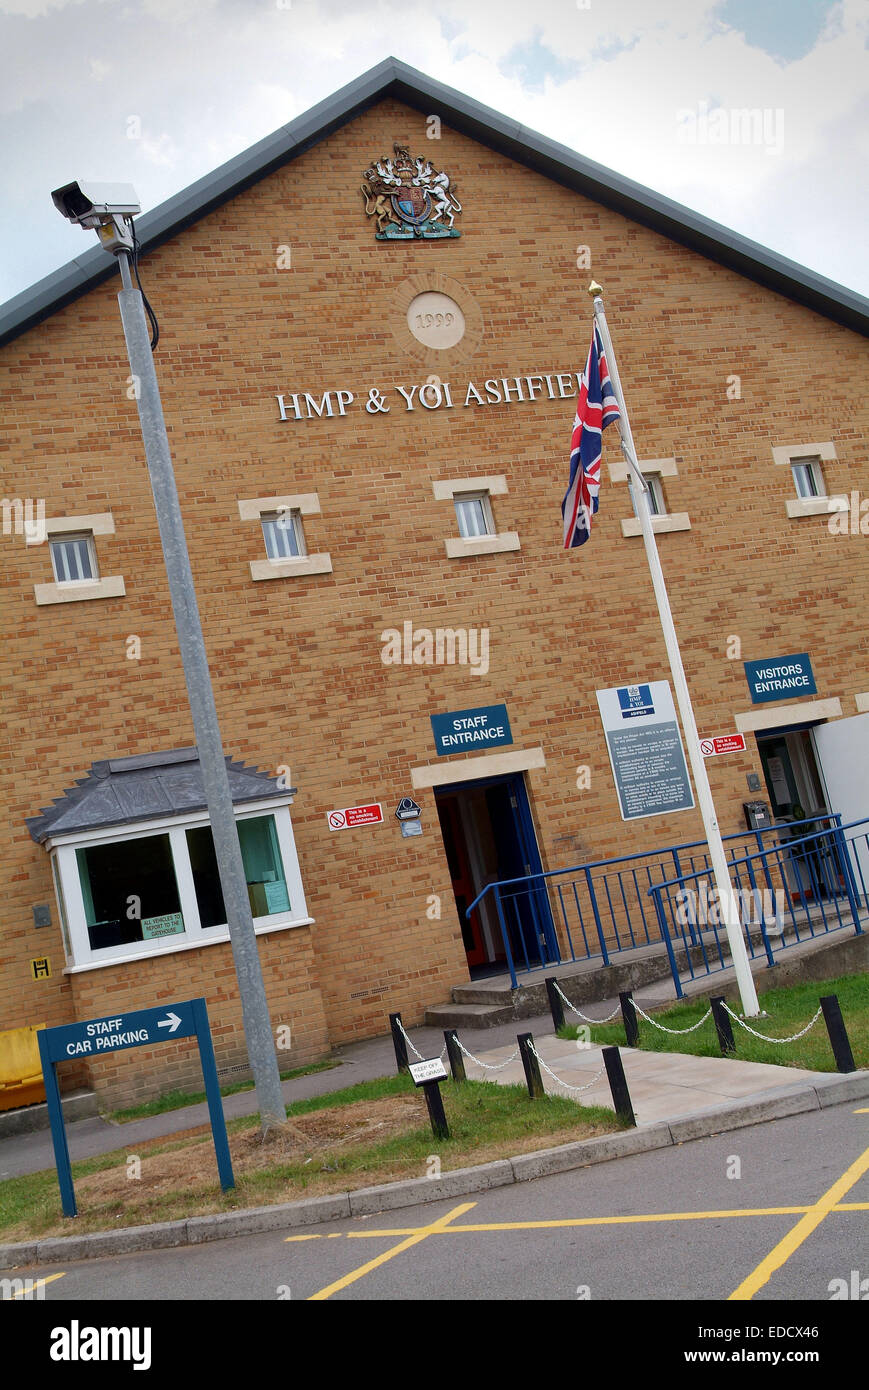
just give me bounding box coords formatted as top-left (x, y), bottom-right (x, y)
top-left (26, 748), bottom-right (294, 844)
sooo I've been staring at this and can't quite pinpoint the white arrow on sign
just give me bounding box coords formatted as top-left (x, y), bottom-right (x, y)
top-left (158, 1011), bottom-right (182, 1033)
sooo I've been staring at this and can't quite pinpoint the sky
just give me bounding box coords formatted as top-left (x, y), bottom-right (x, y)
top-left (1, 0), bottom-right (867, 308)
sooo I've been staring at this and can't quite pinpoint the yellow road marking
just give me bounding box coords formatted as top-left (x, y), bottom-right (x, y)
top-left (854, 1108), bottom-right (869, 1114)
top-left (285, 1234), bottom-right (325, 1242)
top-left (307, 1203), bottom-right (476, 1301)
top-left (11, 1272), bottom-right (66, 1298)
top-left (729, 1143), bottom-right (869, 1301)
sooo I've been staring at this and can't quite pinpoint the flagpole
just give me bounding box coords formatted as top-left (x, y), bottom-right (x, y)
top-left (590, 283), bottom-right (760, 1017)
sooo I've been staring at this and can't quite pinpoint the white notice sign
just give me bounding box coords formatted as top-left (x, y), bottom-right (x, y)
top-left (409, 1058), bottom-right (448, 1085)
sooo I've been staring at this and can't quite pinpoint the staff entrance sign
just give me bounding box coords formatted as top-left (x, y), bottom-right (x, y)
top-left (597, 681), bottom-right (694, 821)
top-left (37, 997), bottom-right (234, 1217)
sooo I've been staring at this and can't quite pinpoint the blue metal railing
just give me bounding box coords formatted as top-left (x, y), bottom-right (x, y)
top-left (648, 815), bottom-right (869, 997)
top-left (465, 815), bottom-right (847, 989)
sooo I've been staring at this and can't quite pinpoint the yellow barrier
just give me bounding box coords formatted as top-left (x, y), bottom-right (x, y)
top-left (0, 1024), bottom-right (47, 1112)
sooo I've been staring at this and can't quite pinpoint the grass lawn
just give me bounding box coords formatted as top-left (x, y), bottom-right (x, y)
top-left (558, 973), bottom-right (868, 1072)
top-left (105, 1059), bottom-right (341, 1123)
top-left (0, 1073), bottom-right (625, 1243)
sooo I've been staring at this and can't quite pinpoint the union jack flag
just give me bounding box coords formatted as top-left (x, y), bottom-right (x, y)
top-left (561, 323), bottom-right (621, 547)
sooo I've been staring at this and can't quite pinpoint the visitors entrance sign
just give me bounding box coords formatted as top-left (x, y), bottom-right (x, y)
top-left (38, 997), bottom-right (234, 1217)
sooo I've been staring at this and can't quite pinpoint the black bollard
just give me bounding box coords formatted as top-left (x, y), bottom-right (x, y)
top-left (710, 996), bottom-right (736, 1055)
top-left (517, 1032), bottom-right (545, 1099)
top-left (422, 1080), bottom-right (450, 1139)
top-left (602, 1046), bottom-right (635, 1126)
top-left (820, 995), bottom-right (856, 1073)
top-left (389, 1012), bottom-right (409, 1074)
top-left (444, 1029), bottom-right (466, 1082)
top-left (619, 991), bottom-right (639, 1047)
top-left (545, 977), bottom-right (565, 1032)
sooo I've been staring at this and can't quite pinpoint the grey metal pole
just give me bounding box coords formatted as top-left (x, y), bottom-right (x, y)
top-left (115, 252), bottom-right (286, 1129)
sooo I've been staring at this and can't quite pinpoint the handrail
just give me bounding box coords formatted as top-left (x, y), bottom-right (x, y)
top-left (644, 814), bottom-right (869, 897)
top-left (464, 813), bottom-right (843, 918)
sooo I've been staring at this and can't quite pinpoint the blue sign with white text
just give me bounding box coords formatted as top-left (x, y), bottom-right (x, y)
top-left (744, 654), bottom-right (816, 704)
top-left (40, 1002), bottom-right (198, 1062)
top-left (38, 997), bottom-right (234, 1216)
top-left (617, 684), bottom-right (655, 718)
top-left (431, 704), bottom-right (512, 755)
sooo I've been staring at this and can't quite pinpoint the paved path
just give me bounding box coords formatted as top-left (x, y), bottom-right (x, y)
top-left (458, 1032), bottom-right (822, 1125)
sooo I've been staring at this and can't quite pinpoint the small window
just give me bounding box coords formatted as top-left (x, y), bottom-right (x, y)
top-left (454, 492), bottom-right (494, 539)
top-left (791, 458), bottom-right (824, 499)
top-left (630, 476), bottom-right (666, 518)
top-left (50, 533), bottom-right (97, 583)
top-left (261, 510), bottom-right (305, 560)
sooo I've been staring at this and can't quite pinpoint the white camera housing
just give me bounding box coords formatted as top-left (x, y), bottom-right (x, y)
top-left (52, 181), bottom-right (141, 227)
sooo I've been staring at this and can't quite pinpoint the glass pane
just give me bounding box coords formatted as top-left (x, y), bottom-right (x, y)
top-left (186, 816), bottom-right (290, 922)
top-left (455, 496), bottom-right (488, 538)
top-left (262, 515), bottom-right (300, 559)
top-left (792, 463), bottom-right (818, 499)
top-left (186, 824), bottom-right (227, 928)
top-left (76, 834), bottom-right (183, 951)
top-left (239, 816), bottom-right (291, 916)
top-left (51, 538), bottom-right (93, 582)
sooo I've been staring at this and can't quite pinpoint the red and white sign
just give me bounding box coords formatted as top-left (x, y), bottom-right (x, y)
top-left (700, 733), bottom-right (747, 757)
top-left (327, 803), bottom-right (383, 831)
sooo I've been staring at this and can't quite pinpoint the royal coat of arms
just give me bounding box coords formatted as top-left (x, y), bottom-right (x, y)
top-left (361, 144), bottom-right (462, 240)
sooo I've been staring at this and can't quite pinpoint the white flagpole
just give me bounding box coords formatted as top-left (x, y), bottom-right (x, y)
top-left (590, 283), bottom-right (760, 1017)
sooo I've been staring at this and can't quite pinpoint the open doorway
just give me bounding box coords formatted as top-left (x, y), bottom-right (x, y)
top-left (434, 772), bottom-right (557, 977)
top-left (756, 727), bottom-right (827, 823)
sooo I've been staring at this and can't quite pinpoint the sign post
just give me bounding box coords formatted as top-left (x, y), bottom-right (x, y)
top-left (37, 997), bottom-right (234, 1217)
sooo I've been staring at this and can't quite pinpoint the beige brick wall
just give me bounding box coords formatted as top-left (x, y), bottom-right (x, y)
top-left (1, 97), bottom-right (867, 1100)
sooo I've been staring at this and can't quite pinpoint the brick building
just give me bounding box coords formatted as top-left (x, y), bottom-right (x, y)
top-left (1, 58), bottom-right (867, 1108)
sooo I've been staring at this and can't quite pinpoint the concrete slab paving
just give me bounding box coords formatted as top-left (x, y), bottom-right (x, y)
top-left (457, 1029), bottom-right (827, 1127)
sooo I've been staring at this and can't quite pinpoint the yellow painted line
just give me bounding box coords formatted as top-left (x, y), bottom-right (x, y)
top-left (285, 1232), bottom-right (347, 1242)
top-left (730, 1143), bottom-right (869, 1301)
top-left (307, 1203), bottom-right (476, 1301)
top-left (285, 1234), bottom-right (325, 1242)
top-left (11, 1272), bottom-right (66, 1298)
top-left (345, 1206), bottom-right (816, 1237)
top-left (854, 1108), bottom-right (869, 1114)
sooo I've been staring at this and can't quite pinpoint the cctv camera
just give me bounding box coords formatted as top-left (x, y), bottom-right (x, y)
top-left (51, 181), bottom-right (141, 227)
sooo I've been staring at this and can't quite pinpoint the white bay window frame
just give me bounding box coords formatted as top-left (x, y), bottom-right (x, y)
top-left (47, 799), bottom-right (311, 973)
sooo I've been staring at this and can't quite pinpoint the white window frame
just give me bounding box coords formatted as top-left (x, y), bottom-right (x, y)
top-left (772, 441), bottom-right (843, 518)
top-left (261, 509), bottom-right (306, 561)
top-left (432, 475), bottom-right (520, 557)
top-left (238, 493), bottom-right (332, 580)
top-left (453, 490), bottom-right (495, 539)
top-left (48, 800), bottom-right (311, 972)
top-left (790, 458), bottom-right (824, 500)
top-left (49, 531), bottom-right (98, 585)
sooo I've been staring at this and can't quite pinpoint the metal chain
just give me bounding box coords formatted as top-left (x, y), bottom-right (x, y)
top-left (631, 999), bottom-right (713, 1034)
top-left (554, 982), bottom-right (621, 1024)
top-left (396, 1019), bottom-right (447, 1062)
top-left (722, 1003), bottom-right (823, 1044)
top-left (455, 1038), bottom-right (521, 1071)
top-left (527, 1042), bottom-right (607, 1095)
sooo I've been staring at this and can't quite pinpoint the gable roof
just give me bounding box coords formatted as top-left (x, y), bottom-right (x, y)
top-left (26, 747), bottom-right (294, 843)
top-left (2, 56), bottom-right (868, 347)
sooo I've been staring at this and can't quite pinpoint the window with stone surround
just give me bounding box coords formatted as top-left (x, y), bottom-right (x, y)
top-left (34, 512), bottom-right (126, 606)
top-left (238, 493), bottom-right (332, 580)
top-left (772, 441), bottom-right (843, 519)
top-left (608, 458), bottom-right (691, 538)
top-left (433, 475), bottom-right (520, 558)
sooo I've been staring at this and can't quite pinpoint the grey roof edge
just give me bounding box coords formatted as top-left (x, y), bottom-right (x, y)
top-left (2, 55), bottom-right (867, 349)
top-left (26, 752), bottom-right (291, 844)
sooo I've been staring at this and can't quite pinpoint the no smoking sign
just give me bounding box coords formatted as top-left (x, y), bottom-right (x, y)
top-left (327, 803), bottom-right (383, 831)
